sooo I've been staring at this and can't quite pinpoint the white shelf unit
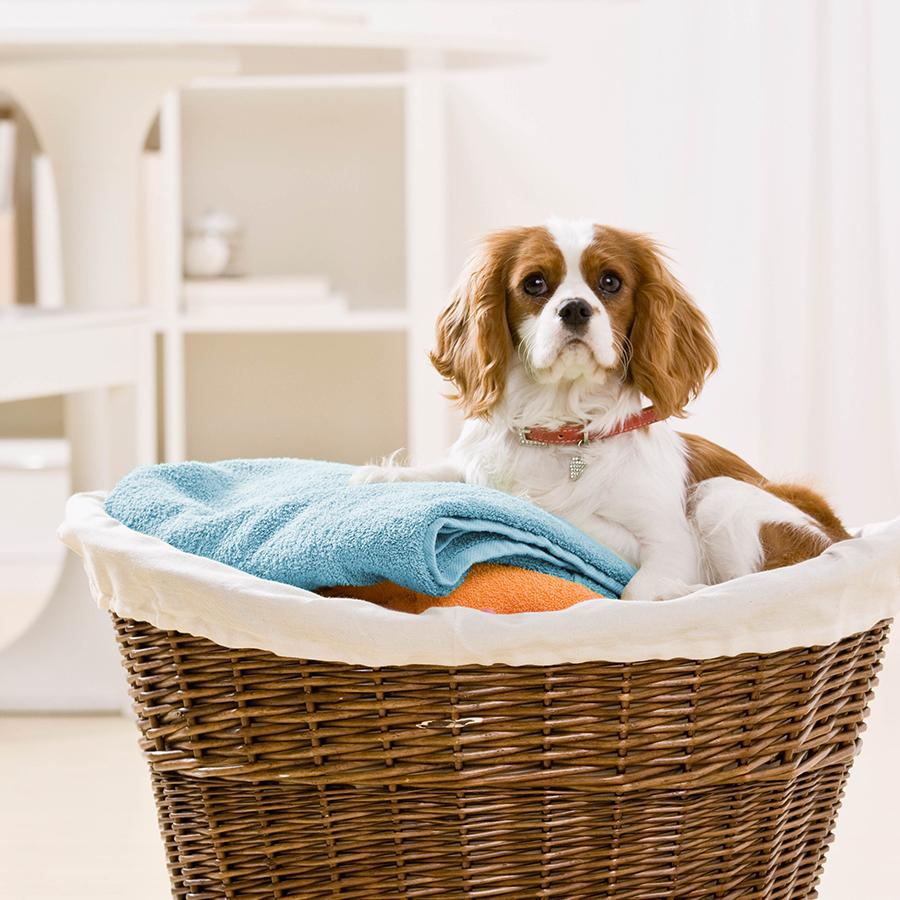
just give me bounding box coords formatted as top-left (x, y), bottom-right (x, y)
top-left (178, 307), bottom-right (410, 334)
top-left (155, 65), bottom-right (450, 466)
top-left (0, 307), bottom-right (156, 483)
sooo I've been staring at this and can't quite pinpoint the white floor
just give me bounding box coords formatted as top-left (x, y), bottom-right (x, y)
top-left (0, 714), bottom-right (171, 900)
top-left (2, 660), bottom-right (899, 900)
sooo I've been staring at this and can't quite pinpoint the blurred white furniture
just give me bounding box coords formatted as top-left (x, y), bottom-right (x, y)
top-left (155, 67), bottom-right (445, 463)
top-left (0, 308), bottom-right (155, 710)
top-left (0, 7), bottom-right (530, 472)
top-left (0, 5), bottom-right (531, 709)
top-left (0, 437), bottom-right (70, 652)
top-left (0, 308), bottom-right (156, 476)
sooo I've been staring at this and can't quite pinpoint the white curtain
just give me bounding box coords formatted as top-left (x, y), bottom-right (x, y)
top-left (629, 0), bottom-right (900, 526)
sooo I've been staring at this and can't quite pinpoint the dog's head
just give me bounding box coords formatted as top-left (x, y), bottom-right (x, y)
top-left (431, 219), bottom-right (717, 420)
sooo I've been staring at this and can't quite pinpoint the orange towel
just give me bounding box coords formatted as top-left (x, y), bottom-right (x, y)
top-left (317, 563), bottom-right (600, 614)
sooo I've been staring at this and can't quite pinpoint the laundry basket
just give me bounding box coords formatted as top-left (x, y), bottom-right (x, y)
top-left (61, 492), bottom-right (900, 900)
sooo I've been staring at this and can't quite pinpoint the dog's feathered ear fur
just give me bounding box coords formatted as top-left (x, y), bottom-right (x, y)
top-left (431, 229), bottom-right (526, 419)
top-left (626, 237), bottom-right (718, 420)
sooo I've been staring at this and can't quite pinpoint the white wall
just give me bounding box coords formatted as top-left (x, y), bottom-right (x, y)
top-left (364, 0), bottom-right (900, 529)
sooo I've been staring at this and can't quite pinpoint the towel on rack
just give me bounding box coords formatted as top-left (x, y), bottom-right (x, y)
top-left (103, 458), bottom-right (636, 598)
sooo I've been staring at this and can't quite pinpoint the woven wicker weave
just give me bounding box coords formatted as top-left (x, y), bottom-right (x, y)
top-left (113, 614), bottom-right (890, 899)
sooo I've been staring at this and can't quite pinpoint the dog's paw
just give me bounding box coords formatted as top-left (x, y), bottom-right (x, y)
top-left (348, 465), bottom-right (398, 485)
top-left (620, 574), bottom-right (705, 603)
top-left (651, 581), bottom-right (707, 602)
top-left (350, 460), bottom-right (464, 486)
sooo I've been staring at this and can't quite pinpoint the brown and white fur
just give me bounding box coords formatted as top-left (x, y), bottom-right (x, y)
top-left (351, 218), bottom-right (850, 601)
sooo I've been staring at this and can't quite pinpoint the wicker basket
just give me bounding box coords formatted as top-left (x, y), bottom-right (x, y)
top-left (112, 613), bottom-right (890, 900)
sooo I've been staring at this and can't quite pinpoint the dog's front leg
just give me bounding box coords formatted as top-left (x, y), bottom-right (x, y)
top-left (619, 525), bottom-right (706, 602)
top-left (349, 459), bottom-right (465, 485)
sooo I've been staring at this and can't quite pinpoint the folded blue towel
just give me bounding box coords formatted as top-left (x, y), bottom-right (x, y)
top-left (103, 458), bottom-right (636, 599)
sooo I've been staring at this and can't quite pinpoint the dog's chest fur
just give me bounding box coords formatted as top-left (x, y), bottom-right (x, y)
top-left (449, 420), bottom-right (690, 568)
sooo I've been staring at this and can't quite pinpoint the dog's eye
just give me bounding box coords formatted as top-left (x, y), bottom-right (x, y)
top-left (598, 272), bottom-right (622, 294)
top-left (522, 274), bottom-right (548, 297)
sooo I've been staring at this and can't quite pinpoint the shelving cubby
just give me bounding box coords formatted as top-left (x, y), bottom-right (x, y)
top-left (154, 68), bottom-right (445, 466)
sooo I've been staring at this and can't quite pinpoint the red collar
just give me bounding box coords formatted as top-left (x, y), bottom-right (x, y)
top-left (517, 406), bottom-right (663, 446)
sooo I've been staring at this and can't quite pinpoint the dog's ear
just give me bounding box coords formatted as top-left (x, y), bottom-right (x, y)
top-left (627, 237), bottom-right (717, 419)
top-left (430, 230), bottom-right (524, 419)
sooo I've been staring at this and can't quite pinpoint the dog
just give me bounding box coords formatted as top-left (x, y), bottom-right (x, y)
top-left (351, 218), bottom-right (850, 601)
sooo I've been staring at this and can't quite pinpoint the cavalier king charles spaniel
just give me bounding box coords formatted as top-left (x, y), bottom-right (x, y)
top-left (352, 218), bottom-right (850, 601)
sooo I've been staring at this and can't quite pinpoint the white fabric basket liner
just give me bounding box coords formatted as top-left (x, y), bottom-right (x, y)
top-left (61, 491), bottom-right (900, 667)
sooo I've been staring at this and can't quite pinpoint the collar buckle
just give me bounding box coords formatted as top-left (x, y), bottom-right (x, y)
top-left (517, 428), bottom-right (548, 447)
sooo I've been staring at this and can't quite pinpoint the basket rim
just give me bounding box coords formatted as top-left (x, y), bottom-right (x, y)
top-left (63, 491), bottom-right (900, 668)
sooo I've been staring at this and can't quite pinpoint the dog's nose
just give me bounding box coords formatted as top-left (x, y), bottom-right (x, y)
top-left (557, 297), bottom-right (593, 328)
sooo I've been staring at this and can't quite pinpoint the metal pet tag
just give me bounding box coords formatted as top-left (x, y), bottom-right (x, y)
top-left (569, 455), bottom-right (586, 480)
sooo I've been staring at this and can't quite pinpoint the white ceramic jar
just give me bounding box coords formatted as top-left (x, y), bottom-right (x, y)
top-left (184, 209), bottom-right (242, 278)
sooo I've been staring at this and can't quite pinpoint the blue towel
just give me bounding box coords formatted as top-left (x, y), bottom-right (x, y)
top-left (103, 458), bottom-right (636, 599)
